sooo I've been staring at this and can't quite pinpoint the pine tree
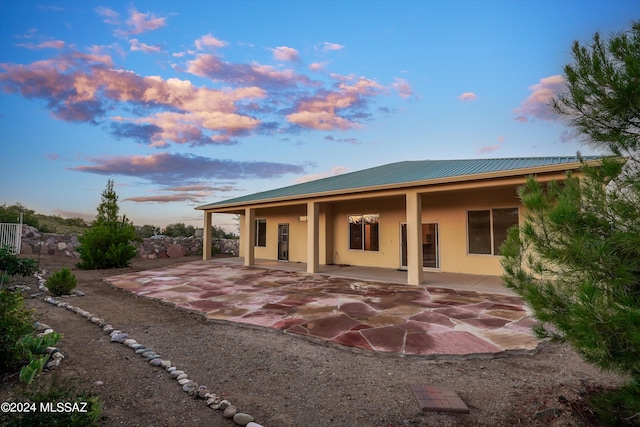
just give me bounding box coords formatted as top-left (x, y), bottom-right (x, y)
top-left (501, 21), bottom-right (639, 422)
top-left (77, 179), bottom-right (138, 269)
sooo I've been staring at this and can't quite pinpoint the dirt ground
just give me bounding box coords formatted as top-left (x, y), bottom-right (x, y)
top-left (0, 255), bottom-right (628, 427)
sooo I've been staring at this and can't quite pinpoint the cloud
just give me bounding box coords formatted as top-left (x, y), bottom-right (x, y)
top-left (187, 53), bottom-right (316, 88)
top-left (272, 46), bottom-right (300, 62)
top-left (309, 62), bottom-right (324, 72)
top-left (325, 135), bottom-right (360, 144)
top-left (319, 42), bottom-right (344, 52)
top-left (69, 152), bottom-right (306, 185)
top-left (95, 6), bottom-right (120, 25)
top-left (295, 166), bottom-right (348, 183)
top-left (16, 40), bottom-right (65, 50)
top-left (0, 52), bottom-right (264, 145)
top-left (513, 75), bottom-right (565, 122)
top-left (458, 92), bottom-right (477, 102)
top-left (393, 78), bottom-right (413, 99)
top-left (130, 38), bottom-right (162, 53)
top-left (120, 8), bottom-right (167, 36)
top-left (195, 34), bottom-right (227, 50)
top-left (287, 77), bottom-right (383, 130)
top-left (124, 194), bottom-right (204, 203)
top-left (477, 136), bottom-right (504, 154)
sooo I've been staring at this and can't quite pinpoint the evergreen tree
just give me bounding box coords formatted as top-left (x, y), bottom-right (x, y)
top-left (501, 21), bottom-right (639, 421)
top-left (77, 179), bottom-right (137, 269)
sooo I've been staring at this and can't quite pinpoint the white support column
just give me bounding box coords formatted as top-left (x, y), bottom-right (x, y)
top-left (202, 211), bottom-right (212, 260)
top-left (307, 201), bottom-right (319, 273)
top-left (406, 191), bottom-right (423, 285)
top-left (243, 208), bottom-right (255, 266)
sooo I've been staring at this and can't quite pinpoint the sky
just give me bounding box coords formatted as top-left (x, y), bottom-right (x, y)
top-left (0, 1), bottom-right (637, 232)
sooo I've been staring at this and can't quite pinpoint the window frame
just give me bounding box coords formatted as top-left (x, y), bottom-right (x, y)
top-left (348, 213), bottom-right (380, 252)
top-left (254, 218), bottom-right (267, 247)
top-left (467, 207), bottom-right (519, 256)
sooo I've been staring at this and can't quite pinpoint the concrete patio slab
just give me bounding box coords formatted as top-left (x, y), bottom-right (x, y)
top-left (105, 259), bottom-right (542, 358)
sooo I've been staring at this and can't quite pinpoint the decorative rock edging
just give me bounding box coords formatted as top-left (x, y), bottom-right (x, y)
top-left (32, 321), bottom-right (66, 371)
top-left (41, 297), bottom-right (264, 427)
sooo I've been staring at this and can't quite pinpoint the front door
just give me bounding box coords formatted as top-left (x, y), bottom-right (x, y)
top-left (400, 223), bottom-right (439, 269)
top-left (278, 224), bottom-right (289, 261)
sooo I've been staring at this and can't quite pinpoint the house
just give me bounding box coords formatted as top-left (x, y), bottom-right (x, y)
top-left (196, 156), bottom-right (600, 285)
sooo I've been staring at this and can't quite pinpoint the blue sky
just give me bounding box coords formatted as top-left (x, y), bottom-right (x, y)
top-left (0, 1), bottom-right (637, 231)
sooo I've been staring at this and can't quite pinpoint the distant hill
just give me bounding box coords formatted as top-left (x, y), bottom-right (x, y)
top-left (0, 203), bottom-right (89, 234)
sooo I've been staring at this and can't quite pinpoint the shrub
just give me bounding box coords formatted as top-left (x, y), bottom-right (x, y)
top-left (1, 374), bottom-right (103, 427)
top-left (77, 179), bottom-right (138, 270)
top-left (0, 290), bottom-right (33, 374)
top-left (46, 268), bottom-right (77, 296)
top-left (0, 246), bottom-right (38, 289)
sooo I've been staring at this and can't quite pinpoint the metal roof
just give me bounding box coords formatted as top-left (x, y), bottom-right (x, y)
top-left (197, 156), bottom-right (600, 210)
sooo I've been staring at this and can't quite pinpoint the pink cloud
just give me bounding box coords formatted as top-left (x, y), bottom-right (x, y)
top-left (195, 34), bottom-right (227, 50)
top-left (17, 40), bottom-right (65, 50)
top-left (320, 42), bottom-right (344, 52)
top-left (309, 62), bottom-right (325, 72)
top-left (295, 166), bottom-right (348, 183)
top-left (187, 53), bottom-right (316, 88)
top-left (513, 75), bottom-right (565, 122)
top-left (124, 9), bottom-right (167, 35)
top-left (393, 78), bottom-right (413, 99)
top-left (69, 152), bottom-right (306, 185)
top-left (0, 51), bottom-right (264, 145)
top-left (130, 39), bottom-right (162, 53)
top-left (287, 77), bottom-right (383, 130)
top-left (95, 6), bottom-right (120, 25)
top-left (273, 46), bottom-right (300, 62)
top-left (458, 92), bottom-right (477, 102)
top-left (477, 136), bottom-right (504, 154)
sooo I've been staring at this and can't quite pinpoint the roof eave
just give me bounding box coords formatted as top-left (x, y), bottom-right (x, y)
top-left (196, 159), bottom-right (597, 212)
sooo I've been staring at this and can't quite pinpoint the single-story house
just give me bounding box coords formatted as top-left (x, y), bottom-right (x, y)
top-left (196, 156), bottom-right (600, 285)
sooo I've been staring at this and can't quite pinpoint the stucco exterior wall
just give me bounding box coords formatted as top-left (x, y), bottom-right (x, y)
top-left (236, 185), bottom-right (522, 276)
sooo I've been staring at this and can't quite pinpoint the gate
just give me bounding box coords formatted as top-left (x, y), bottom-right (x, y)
top-left (0, 216), bottom-right (22, 254)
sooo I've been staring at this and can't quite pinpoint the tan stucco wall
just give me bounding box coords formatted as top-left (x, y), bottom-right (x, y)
top-left (237, 185), bottom-right (521, 276)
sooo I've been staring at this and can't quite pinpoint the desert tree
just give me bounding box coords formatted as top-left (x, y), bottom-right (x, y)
top-left (77, 179), bottom-right (138, 269)
top-left (501, 20), bottom-right (639, 420)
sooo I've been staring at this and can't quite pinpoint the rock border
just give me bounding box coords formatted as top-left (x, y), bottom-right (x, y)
top-left (42, 296), bottom-right (264, 427)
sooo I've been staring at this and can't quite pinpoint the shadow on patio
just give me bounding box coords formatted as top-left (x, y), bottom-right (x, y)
top-left (105, 258), bottom-right (541, 358)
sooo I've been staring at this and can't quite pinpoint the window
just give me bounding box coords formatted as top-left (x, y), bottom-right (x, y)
top-left (467, 208), bottom-right (518, 255)
top-left (349, 214), bottom-right (379, 251)
top-left (255, 219), bottom-right (266, 247)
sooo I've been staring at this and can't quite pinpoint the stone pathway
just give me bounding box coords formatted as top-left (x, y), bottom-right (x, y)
top-left (106, 261), bottom-right (541, 357)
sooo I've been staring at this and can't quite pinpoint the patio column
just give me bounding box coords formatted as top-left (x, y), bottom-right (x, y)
top-left (406, 190), bottom-right (423, 285)
top-left (307, 201), bottom-right (319, 273)
top-left (243, 208), bottom-right (255, 266)
top-left (202, 211), bottom-right (212, 260)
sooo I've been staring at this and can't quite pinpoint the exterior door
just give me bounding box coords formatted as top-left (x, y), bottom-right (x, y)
top-left (277, 224), bottom-right (289, 261)
top-left (400, 223), bottom-right (439, 269)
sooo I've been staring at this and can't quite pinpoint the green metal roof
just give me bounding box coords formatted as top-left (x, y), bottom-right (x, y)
top-left (197, 156), bottom-right (600, 209)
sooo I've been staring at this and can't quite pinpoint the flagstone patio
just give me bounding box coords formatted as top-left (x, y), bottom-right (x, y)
top-left (105, 259), bottom-right (541, 357)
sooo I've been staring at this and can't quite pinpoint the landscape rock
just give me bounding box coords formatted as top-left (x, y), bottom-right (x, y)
top-left (233, 413), bottom-right (254, 426)
top-left (223, 405), bottom-right (238, 418)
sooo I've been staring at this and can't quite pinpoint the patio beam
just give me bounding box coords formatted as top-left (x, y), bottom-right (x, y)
top-left (243, 208), bottom-right (255, 266)
top-left (406, 190), bottom-right (423, 285)
top-left (202, 211), bottom-right (212, 260)
top-left (307, 201), bottom-right (319, 273)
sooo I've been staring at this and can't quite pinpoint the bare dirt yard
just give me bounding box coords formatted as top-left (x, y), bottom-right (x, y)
top-left (1, 255), bottom-right (628, 426)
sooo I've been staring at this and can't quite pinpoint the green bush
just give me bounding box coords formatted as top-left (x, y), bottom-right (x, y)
top-left (1, 374), bottom-right (103, 427)
top-left (0, 246), bottom-right (38, 289)
top-left (77, 222), bottom-right (137, 269)
top-left (0, 290), bottom-right (33, 374)
top-left (77, 179), bottom-right (138, 270)
top-left (46, 268), bottom-right (77, 296)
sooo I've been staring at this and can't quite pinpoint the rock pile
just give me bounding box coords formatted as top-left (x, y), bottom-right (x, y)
top-left (42, 296), bottom-right (263, 427)
top-left (20, 225), bottom-right (239, 259)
